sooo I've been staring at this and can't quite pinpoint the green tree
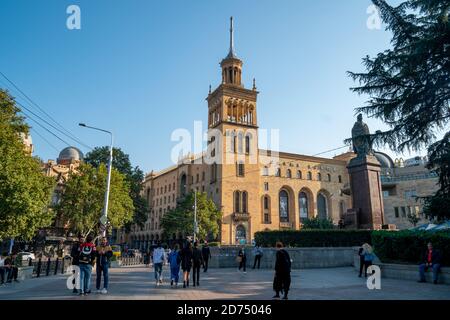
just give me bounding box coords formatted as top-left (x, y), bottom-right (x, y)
top-left (56, 163), bottom-right (134, 237)
top-left (407, 212), bottom-right (421, 227)
top-left (161, 192), bottom-right (222, 241)
top-left (0, 89), bottom-right (55, 240)
top-left (348, 0), bottom-right (450, 220)
top-left (84, 147), bottom-right (148, 229)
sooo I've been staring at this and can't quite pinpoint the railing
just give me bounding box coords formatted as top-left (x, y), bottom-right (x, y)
top-left (30, 257), bottom-right (72, 278)
top-left (118, 256), bottom-right (144, 266)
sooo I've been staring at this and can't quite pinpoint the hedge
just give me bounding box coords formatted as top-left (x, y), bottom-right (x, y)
top-left (254, 230), bottom-right (372, 248)
top-left (371, 230), bottom-right (450, 266)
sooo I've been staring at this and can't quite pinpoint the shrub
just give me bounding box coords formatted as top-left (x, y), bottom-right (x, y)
top-left (301, 217), bottom-right (335, 230)
top-left (372, 230), bottom-right (450, 266)
top-left (254, 230), bottom-right (372, 248)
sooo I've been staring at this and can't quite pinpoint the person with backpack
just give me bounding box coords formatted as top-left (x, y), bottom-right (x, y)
top-left (192, 241), bottom-right (204, 287)
top-left (168, 244), bottom-right (181, 287)
top-left (95, 237), bottom-right (113, 294)
top-left (252, 245), bottom-right (263, 269)
top-left (180, 241), bottom-right (193, 288)
top-left (78, 235), bottom-right (96, 296)
top-left (152, 242), bottom-right (166, 286)
top-left (201, 241), bottom-right (211, 272)
top-left (70, 235), bottom-right (84, 293)
top-left (273, 242), bottom-right (291, 300)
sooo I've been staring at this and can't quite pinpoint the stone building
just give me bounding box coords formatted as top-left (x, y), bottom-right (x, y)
top-left (128, 19), bottom-right (354, 247)
top-left (378, 153), bottom-right (437, 229)
top-left (41, 146), bottom-right (84, 235)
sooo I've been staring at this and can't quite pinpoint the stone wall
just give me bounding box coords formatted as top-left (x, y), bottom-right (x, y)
top-left (208, 246), bottom-right (355, 269)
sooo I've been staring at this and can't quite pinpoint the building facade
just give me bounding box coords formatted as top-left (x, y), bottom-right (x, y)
top-left (129, 19), bottom-right (354, 247)
top-left (379, 154), bottom-right (437, 229)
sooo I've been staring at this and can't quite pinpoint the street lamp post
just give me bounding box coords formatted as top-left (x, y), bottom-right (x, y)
top-left (79, 123), bottom-right (113, 238)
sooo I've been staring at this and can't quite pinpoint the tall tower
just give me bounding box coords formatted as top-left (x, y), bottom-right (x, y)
top-left (207, 17), bottom-right (260, 245)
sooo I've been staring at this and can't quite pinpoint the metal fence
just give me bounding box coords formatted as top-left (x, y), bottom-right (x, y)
top-left (119, 256), bottom-right (144, 266)
top-left (29, 257), bottom-right (72, 278)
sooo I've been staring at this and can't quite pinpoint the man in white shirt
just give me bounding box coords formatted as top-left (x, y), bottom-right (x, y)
top-left (152, 242), bottom-right (166, 286)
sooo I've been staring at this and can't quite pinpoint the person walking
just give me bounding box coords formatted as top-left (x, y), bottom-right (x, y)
top-left (273, 242), bottom-right (291, 300)
top-left (237, 247), bottom-right (247, 273)
top-left (96, 237), bottom-right (113, 294)
top-left (201, 241), bottom-right (211, 272)
top-left (192, 242), bottom-right (204, 287)
top-left (4, 253), bottom-right (19, 283)
top-left (78, 235), bottom-right (96, 296)
top-left (180, 241), bottom-right (193, 288)
top-left (70, 235), bottom-right (84, 293)
top-left (168, 244), bottom-right (181, 287)
top-left (358, 245), bottom-right (365, 277)
top-left (0, 253), bottom-right (7, 286)
top-left (152, 242), bottom-right (166, 286)
top-left (252, 245), bottom-right (263, 269)
top-left (362, 243), bottom-right (374, 278)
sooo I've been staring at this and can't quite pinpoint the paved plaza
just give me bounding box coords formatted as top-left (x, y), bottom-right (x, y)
top-left (0, 266), bottom-right (449, 300)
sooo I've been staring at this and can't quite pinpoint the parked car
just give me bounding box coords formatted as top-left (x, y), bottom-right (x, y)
top-left (18, 252), bottom-right (35, 261)
top-left (111, 245), bottom-right (122, 258)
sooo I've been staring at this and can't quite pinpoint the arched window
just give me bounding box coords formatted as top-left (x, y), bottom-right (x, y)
top-left (276, 168), bottom-right (281, 177)
top-left (229, 131), bottom-right (236, 152)
top-left (279, 190), bottom-right (289, 222)
top-left (339, 200), bottom-right (345, 216)
top-left (327, 174), bottom-right (331, 182)
top-left (245, 134), bottom-right (251, 154)
top-left (234, 191), bottom-right (240, 213)
top-left (263, 196), bottom-right (270, 224)
top-left (307, 171), bottom-right (312, 180)
top-left (317, 173), bottom-right (322, 181)
top-left (262, 167), bottom-right (269, 176)
top-left (236, 225), bottom-right (246, 244)
top-left (317, 193), bottom-right (328, 219)
top-left (238, 132), bottom-right (244, 154)
top-left (338, 175), bottom-right (342, 183)
top-left (180, 174), bottom-right (187, 195)
top-left (242, 191), bottom-right (248, 213)
top-left (286, 169), bottom-right (292, 178)
top-left (211, 163), bottom-right (217, 182)
top-left (297, 171), bottom-right (302, 179)
top-left (299, 192), bottom-right (309, 222)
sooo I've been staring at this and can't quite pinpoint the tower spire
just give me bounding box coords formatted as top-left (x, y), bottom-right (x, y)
top-left (229, 16), bottom-right (234, 56)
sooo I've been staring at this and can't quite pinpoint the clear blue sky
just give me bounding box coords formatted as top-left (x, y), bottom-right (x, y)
top-left (1, 0), bottom-right (424, 173)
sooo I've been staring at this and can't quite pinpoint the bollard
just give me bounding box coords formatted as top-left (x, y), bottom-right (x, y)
top-left (54, 258), bottom-right (59, 275)
top-left (46, 257), bottom-right (51, 276)
top-left (36, 258), bottom-right (42, 278)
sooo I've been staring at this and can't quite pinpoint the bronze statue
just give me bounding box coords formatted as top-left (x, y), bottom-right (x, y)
top-left (351, 114), bottom-right (374, 157)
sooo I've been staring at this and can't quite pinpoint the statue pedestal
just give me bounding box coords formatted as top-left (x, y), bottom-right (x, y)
top-left (347, 155), bottom-right (385, 229)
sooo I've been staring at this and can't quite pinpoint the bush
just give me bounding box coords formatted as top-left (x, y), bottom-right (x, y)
top-left (372, 230), bottom-right (450, 266)
top-left (301, 217), bottom-right (335, 230)
top-left (254, 230), bottom-right (372, 248)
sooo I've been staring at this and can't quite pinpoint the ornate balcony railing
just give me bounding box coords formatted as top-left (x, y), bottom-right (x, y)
top-left (233, 212), bottom-right (250, 221)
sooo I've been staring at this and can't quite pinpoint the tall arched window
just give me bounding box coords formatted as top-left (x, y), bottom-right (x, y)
top-left (327, 174), bottom-right (331, 182)
top-left (262, 167), bottom-right (269, 176)
top-left (234, 191), bottom-right (240, 213)
top-left (279, 190), bottom-right (289, 222)
top-left (242, 191), bottom-right (248, 213)
top-left (245, 133), bottom-right (251, 154)
top-left (338, 175), bottom-right (342, 183)
top-left (286, 169), bottom-right (292, 178)
top-left (238, 132), bottom-right (244, 154)
top-left (299, 192), bottom-right (309, 222)
top-left (180, 174), bottom-right (187, 195)
top-left (317, 173), bottom-right (322, 181)
top-left (307, 171), bottom-right (312, 180)
top-left (211, 163), bottom-right (217, 182)
top-left (317, 193), bottom-right (328, 219)
top-left (236, 225), bottom-right (246, 244)
top-left (297, 171), bottom-right (302, 179)
top-left (263, 195), bottom-right (270, 224)
top-left (276, 168), bottom-right (281, 177)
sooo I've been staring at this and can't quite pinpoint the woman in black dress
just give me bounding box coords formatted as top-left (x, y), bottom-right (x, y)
top-left (180, 242), bottom-right (193, 288)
